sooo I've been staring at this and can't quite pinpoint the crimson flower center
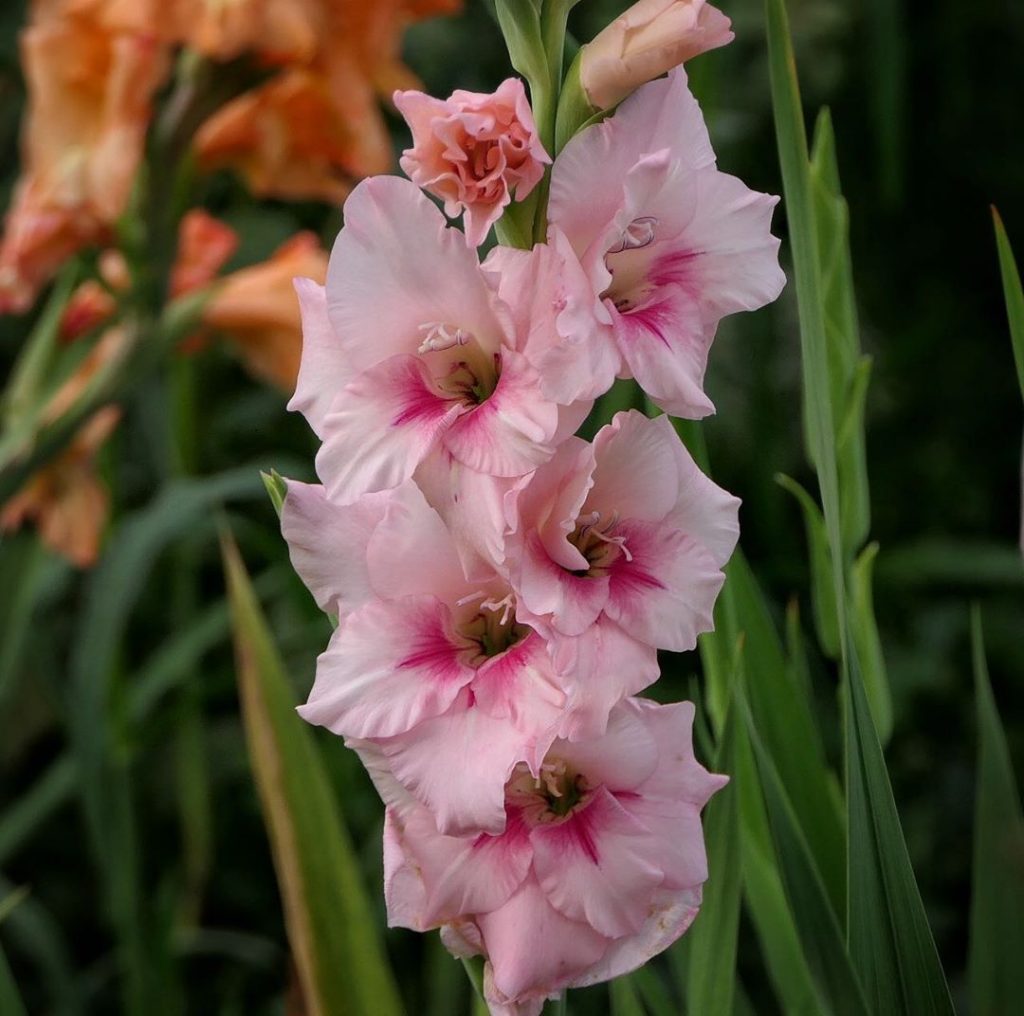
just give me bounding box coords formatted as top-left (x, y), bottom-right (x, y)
top-left (508, 759), bottom-right (592, 824)
top-left (456, 591), bottom-right (528, 667)
top-left (568, 510), bottom-right (632, 577)
top-left (605, 215), bottom-right (659, 313)
top-left (418, 321), bottom-right (499, 406)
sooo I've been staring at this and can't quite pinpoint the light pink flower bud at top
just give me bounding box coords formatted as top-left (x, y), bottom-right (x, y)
top-left (580, 0), bottom-right (733, 111)
top-left (394, 78), bottom-right (551, 248)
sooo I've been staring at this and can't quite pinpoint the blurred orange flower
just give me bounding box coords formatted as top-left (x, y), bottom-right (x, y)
top-left (0, 2), bottom-right (168, 313)
top-left (202, 232), bottom-right (328, 391)
top-left (0, 327), bottom-right (128, 566)
top-left (194, 0), bottom-right (462, 203)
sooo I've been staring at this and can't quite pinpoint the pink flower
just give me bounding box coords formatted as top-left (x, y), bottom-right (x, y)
top-left (505, 410), bottom-right (739, 656)
top-left (580, 0), bottom-right (734, 111)
top-left (374, 696), bottom-right (727, 1014)
top-left (288, 176), bottom-right (576, 505)
top-left (548, 69), bottom-right (786, 418)
top-left (395, 78), bottom-right (550, 247)
top-left (281, 478), bottom-right (656, 835)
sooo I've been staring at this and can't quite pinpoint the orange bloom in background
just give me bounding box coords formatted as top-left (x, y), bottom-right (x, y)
top-left (60, 209), bottom-right (326, 394)
top-left (202, 232), bottom-right (328, 392)
top-left (0, 2), bottom-right (168, 313)
top-left (194, 0), bottom-right (462, 204)
top-left (0, 326), bottom-right (129, 566)
top-left (72, 0), bottom-right (324, 64)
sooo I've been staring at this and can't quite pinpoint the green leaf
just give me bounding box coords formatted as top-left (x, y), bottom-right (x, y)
top-left (765, 0), bottom-right (847, 650)
top-left (221, 530), bottom-right (403, 1016)
top-left (740, 686), bottom-right (869, 1016)
top-left (968, 605), bottom-right (1024, 1015)
top-left (261, 469), bottom-right (287, 519)
top-left (845, 642), bottom-right (955, 1014)
top-left (609, 975), bottom-right (645, 1016)
top-left (992, 207), bottom-right (1024, 397)
top-left (710, 553), bottom-right (846, 919)
top-left (685, 663), bottom-right (741, 1016)
top-left (848, 543), bottom-right (892, 743)
top-left (775, 473), bottom-right (840, 658)
top-left (0, 940), bottom-right (27, 1016)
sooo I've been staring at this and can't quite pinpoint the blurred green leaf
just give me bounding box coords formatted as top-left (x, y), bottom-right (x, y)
top-left (685, 655), bottom-right (741, 1016)
top-left (849, 543), bottom-right (892, 743)
top-left (740, 686), bottom-right (869, 1016)
top-left (0, 939), bottom-right (27, 1016)
top-left (968, 606), bottom-right (1024, 1015)
top-left (775, 473), bottom-right (840, 658)
top-left (992, 222), bottom-right (1024, 392)
top-left (712, 553), bottom-right (846, 918)
top-left (609, 975), bottom-right (645, 1016)
top-left (0, 757), bottom-right (75, 868)
top-left (845, 644), bottom-right (955, 1014)
top-left (221, 529), bottom-right (403, 1016)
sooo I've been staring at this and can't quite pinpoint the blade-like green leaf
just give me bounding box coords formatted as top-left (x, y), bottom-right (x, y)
top-left (0, 940), bottom-right (27, 1016)
top-left (845, 643), bottom-right (955, 1014)
top-left (991, 208), bottom-right (1024, 397)
top-left (713, 553), bottom-right (846, 918)
top-left (775, 473), bottom-right (840, 658)
top-left (968, 606), bottom-right (1024, 1015)
top-left (848, 543), bottom-right (892, 743)
top-left (740, 688), bottom-right (869, 1016)
top-left (609, 975), bottom-right (645, 1016)
top-left (685, 661), bottom-right (741, 1016)
top-left (222, 530), bottom-right (403, 1016)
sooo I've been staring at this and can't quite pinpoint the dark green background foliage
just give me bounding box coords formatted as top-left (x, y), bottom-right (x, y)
top-left (0, 1), bottom-right (1021, 1013)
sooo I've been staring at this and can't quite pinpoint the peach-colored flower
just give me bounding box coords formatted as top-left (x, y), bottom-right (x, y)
top-left (193, 0), bottom-right (462, 204)
top-left (70, 0), bottom-right (324, 64)
top-left (170, 209), bottom-right (239, 297)
top-left (0, 3), bottom-right (168, 313)
top-left (395, 78), bottom-right (550, 248)
top-left (1, 326), bottom-right (129, 566)
top-left (580, 0), bottom-right (733, 111)
top-left (202, 232), bottom-right (328, 391)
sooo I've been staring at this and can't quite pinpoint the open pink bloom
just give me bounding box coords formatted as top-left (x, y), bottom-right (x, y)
top-left (289, 176), bottom-right (575, 505)
top-left (505, 410), bottom-right (739, 655)
top-left (580, 0), bottom-right (734, 111)
top-left (376, 697), bottom-right (726, 1015)
top-left (548, 68), bottom-right (786, 418)
top-left (395, 78), bottom-right (550, 247)
top-left (282, 478), bottom-right (654, 835)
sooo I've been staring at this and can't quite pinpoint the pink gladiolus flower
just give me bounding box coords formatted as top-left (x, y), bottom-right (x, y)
top-left (289, 176), bottom-right (577, 505)
top-left (375, 697), bottom-right (727, 1015)
top-left (281, 478), bottom-right (657, 835)
top-left (548, 69), bottom-right (786, 418)
top-left (505, 410), bottom-right (739, 655)
top-left (580, 0), bottom-right (734, 111)
top-left (395, 78), bottom-right (550, 248)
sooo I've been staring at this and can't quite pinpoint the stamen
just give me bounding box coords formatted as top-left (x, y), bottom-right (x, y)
top-left (607, 216), bottom-right (658, 255)
top-left (418, 321), bottom-right (470, 354)
top-left (480, 592), bottom-right (515, 626)
top-left (455, 590), bottom-right (487, 607)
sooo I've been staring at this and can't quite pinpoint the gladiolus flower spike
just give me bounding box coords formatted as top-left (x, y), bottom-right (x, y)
top-left (280, 7), bottom-right (783, 1013)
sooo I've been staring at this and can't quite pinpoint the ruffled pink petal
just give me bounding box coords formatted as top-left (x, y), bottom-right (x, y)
top-left (365, 479), bottom-right (472, 603)
top-left (385, 801), bottom-right (533, 928)
top-left (569, 886), bottom-right (703, 990)
top-left (610, 281), bottom-right (716, 419)
top-left (604, 519), bottom-right (723, 651)
top-left (516, 530), bottom-right (610, 637)
top-left (441, 350), bottom-right (559, 477)
top-left (379, 692), bottom-right (544, 836)
top-left (549, 68), bottom-right (714, 277)
top-left (666, 167), bottom-right (786, 324)
top-left (551, 618), bottom-right (659, 742)
top-left (529, 786), bottom-right (664, 937)
top-left (316, 354), bottom-right (465, 504)
top-left (325, 176), bottom-right (508, 369)
top-left (477, 875), bottom-right (610, 1002)
top-left (471, 633), bottom-right (568, 754)
top-left (297, 595), bottom-right (475, 739)
top-left (279, 479), bottom-right (387, 618)
top-left (587, 411), bottom-right (683, 523)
